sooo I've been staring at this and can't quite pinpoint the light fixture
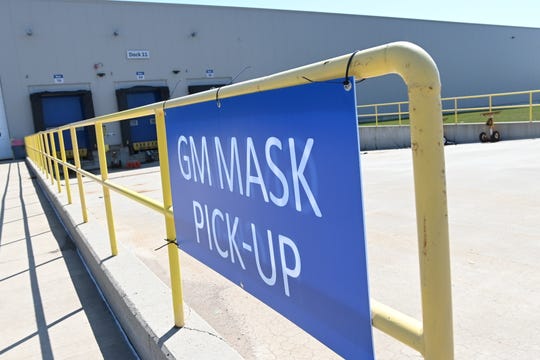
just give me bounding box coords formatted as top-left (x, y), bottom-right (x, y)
top-left (113, 29), bottom-right (119, 36)
top-left (172, 69), bottom-right (180, 74)
top-left (25, 28), bottom-right (33, 36)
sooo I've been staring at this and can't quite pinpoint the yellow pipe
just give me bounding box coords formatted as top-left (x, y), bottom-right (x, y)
top-left (34, 135), bottom-right (40, 170)
top-left (95, 122), bottom-right (118, 256)
top-left (57, 130), bottom-right (72, 203)
top-left (70, 128), bottom-right (88, 223)
top-left (359, 89), bottom-right (540, 124)
top-left (530, 91), bottom-right (533, 122)
top-left (24, 136), bottom-right (32, 163)
top-left (25, 42), bottom-right (454, 357)
top-left (49, 132), bottom-right (62, 193)
top-left (42, 133), bottom-right (54, 184)
top-left (48, 156), bottom-right (172, 218)
top-left (49, 131), bottom-right (62, 193)
top-left (454, 98), bottom-right (458, 124)
top-left (37, 135), bottom-right (45, 173)
top-left (39, 133), bottom-right (47, 178)
top-left (390, 46), bottom-right (453, 360)
top-left (26, 137), bottom-right (32, 162)
top-left (371, 299), bottom-right (424, 353)
top-left (342, 42), bottom-right (453, 359)
top-left (155, 108), bottom-right (185, 327)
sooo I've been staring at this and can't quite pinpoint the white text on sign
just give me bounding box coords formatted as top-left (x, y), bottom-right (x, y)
top-left (176, 134), bottom-right (323, 297)
top-left (177, 135), bottom-right (322, 217)
top-left (192, 200), bottom-right (301, 297)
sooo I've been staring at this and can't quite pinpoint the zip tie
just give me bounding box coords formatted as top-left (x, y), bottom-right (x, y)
top-left (343, 50), bottom-right (359, 91)
top-left (154, 238), bottom-right (177, 251)
top-left (215, 87), bottom-right (222, 108)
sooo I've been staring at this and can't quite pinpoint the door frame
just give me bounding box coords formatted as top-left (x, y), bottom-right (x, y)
top-left (0, 80), bottom-right (12, 160)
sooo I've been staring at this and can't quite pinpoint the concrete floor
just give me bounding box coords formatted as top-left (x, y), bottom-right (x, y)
top-left (18, 138), bottom-right (540, 359)
top-left (361, 138), bottom-right (540, 359)
top-left (0, 161), bottom-right (136, 360)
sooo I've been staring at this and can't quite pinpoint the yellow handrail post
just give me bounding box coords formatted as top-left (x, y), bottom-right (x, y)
top-left (58, 130), bottom-right (73, 204)
top-left (36, 135), bottom-right (43, 172)
top-left (454, 98), bottom-right (458, 124)
top-left (340, 42), bottom-right (453, 359)
top-left (42, 132), bottom-right (54, 184)
top-left (49, 132), bottom-right (62, 193)
top-left (530, 91), bottom-right (533, 122)
top-left (155, 108), bottom-right (185, 327)
top-left (398, 103), bottom-right (402, 125)
top-left (70, 127), bottom-right (88, 223)
top-left (25, 136), bottom-right (34, 166)
top-left (42, 134), bottom-right (47, 172)
top-left (33, 136), bottom-right (38, 164)
top-left (35, 135), bottom-right (41, 172)
top-left (396, 47), bottom-right (453, 360)
top-left (95, 122), bottom-right (118, 255)
top-left (375, 105), bottom-right (379, 126)
top-left (25, 136), bottom-right (31, 161)
top-left (489, 95), bottom-right (492, 112)
top-left (39, 133), bottom-right (47, 177)
top-left (35, 135), bottom-right (40, 166)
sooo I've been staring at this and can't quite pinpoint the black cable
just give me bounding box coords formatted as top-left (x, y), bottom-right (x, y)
top-left (343, 50), bottom-right (360, 91)
top-left (154, 238), bottom-right (177, 251)
top-left (215, 86), bottom-right (222, 108)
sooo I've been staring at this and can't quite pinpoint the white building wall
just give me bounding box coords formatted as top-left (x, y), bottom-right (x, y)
top-left (0, 0), bottom-right (538, 142)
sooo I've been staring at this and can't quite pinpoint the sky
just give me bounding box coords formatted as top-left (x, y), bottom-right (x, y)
top-left (114, 0), bottom-right (539, 28)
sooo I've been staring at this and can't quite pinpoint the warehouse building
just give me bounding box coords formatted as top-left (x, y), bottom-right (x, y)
top-left (0, 0), bottom-right (539, 159)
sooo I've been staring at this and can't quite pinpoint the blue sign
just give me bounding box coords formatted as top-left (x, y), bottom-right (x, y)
top-left (166, 80), bottom-right (374, 359)
top-left (53, 74), bottom-right (64, 84)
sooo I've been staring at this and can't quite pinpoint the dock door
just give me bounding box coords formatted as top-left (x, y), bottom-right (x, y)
top-left (30, 90), bottom-right (96, 159)
top-left (115, 86), bottom-right (169, 153)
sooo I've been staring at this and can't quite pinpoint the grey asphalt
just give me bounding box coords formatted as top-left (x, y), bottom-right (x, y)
top-left (3, 137), bottom-right (539, 359)
top-left (0, 160), bottom-right (136, 360)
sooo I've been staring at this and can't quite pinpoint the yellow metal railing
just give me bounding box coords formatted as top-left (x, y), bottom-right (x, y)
top-left (24, 41), bottom-right (453, 359)
top-left (358, 89), bottom-right (540, 125)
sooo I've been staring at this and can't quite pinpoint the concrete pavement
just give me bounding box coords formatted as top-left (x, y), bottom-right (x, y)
top-left (11, 138), bottom-right (540, 359)
top-left (0, 160), bottom-right (136, 359)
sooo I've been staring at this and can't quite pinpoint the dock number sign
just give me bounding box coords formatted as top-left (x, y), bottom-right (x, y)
top-left (166, 81), bottom-right (374, 359)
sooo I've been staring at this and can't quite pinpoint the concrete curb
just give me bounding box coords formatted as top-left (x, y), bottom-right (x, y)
top-left (27, 160), bottom-right (242, 360)
top-left (358, 121), bottom-right (540, 150)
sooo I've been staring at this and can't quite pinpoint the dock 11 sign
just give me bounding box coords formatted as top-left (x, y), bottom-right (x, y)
top-left (166, 80), bottom-right (374, 358)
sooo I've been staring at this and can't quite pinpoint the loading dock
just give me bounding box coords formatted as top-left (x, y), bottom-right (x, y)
top-left (30, 90), bottom-right (96, 158)
top-left (115, 86), bottom-right (169, 153)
